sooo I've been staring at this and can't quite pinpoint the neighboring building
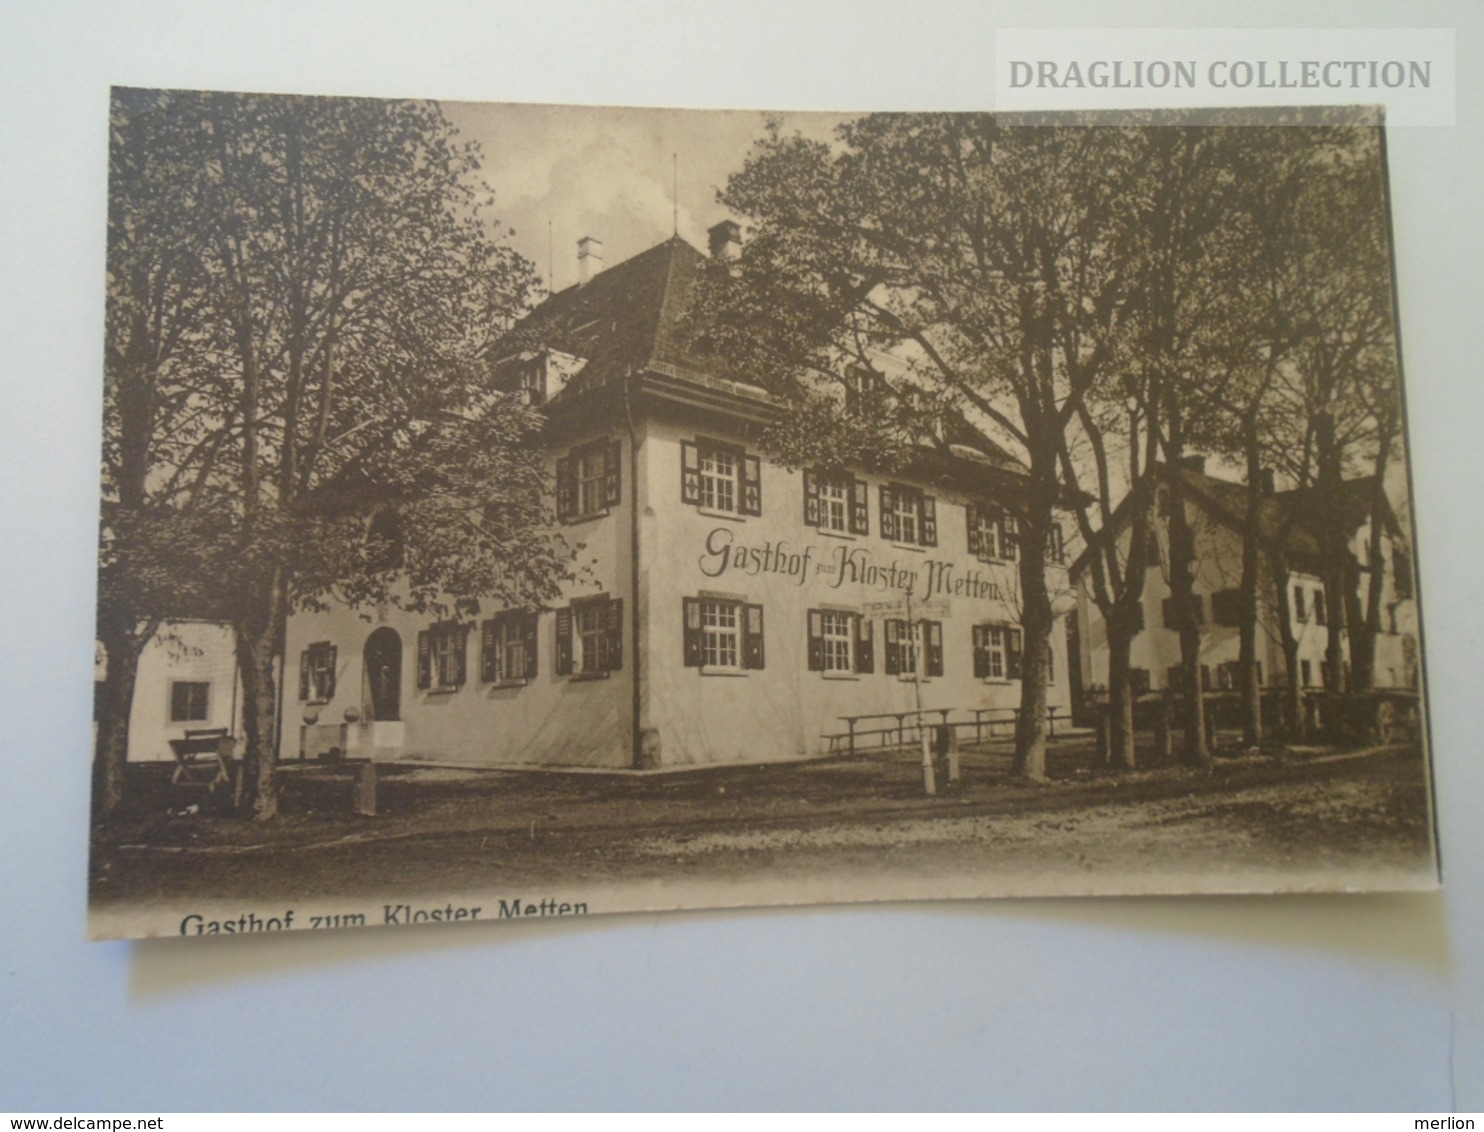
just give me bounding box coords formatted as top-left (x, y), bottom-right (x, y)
top-left (1072, 458), bottom-right (1419, 707)
top-left (281, 228), bottom-right (1074, 770)
top-left (95, 621), bottom-right (243, 762)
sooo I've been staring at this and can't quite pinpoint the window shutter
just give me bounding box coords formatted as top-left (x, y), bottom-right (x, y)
top-left (854, 617), bottom-right (874, 674)
top-left (924, 620), bottom-right (944, 676)
top-left (682, 597), bottom-right (703, 667)
top-left (523, 613), bottom-right (539, 679)
top-left (806, 609), bottom-right (825, 672)
top-left (972, 626), bottom-right (990, 679)
top-left (741, 455), bottom-right (762, 516)
top-left (680, 441), bottom-right (701, 504)
top-left (554, 607), bottom-right (573, 676)
top-left (481, 620), bottom-right (498, 682)
top-left (1201, 664), bottom-right (1212, 691)
top-left (884, 619), bottom-right (901, 675)
top-left (743, 603), bottom-right (765, 670)
top-left (452, 625), bottom-right (468, 687)
top-left (803, 469), bottom-right (820, 527)
top-left (555, 455), bottom-right (576, 521)
top-left (606, 598), bottom-right (624, 672)
top-left (850, 479), bottom-right (870, 535)
top-left (602, 439), bottom-right (622, 507)
top-left (921, 495), bottom-right (938, 547)
top-left (967, 505), bottom-right (983, 557)
top-left (298, 651), bottom-right (310, 700)
top-left (1006, 629), bottom-right (1023, 680)
top-left (324, 645), bottom-right (338, 699)
top-left (416, 631), bottom-right (431, 690)
top-left (879, 485), bottom-right (896, 541)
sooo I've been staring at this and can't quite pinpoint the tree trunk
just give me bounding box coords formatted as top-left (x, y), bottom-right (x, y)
top-left (234, 566), bottom-right (287, 820)
top-left (92, 620), bottom-right (155, 819)
top-left (1105, 617), bottom-right (1137, 771)
top-left (1350, 471), bottom-right (1391, 692)
top-left (1238, 440), bottom-right (1264, 746)
top-left (1270, 554), bottom-right (1304, 739)
top-left (1165, 456), bottom-right (1211, 766)
top-left (1011, 505), bottom-right (1054, 781)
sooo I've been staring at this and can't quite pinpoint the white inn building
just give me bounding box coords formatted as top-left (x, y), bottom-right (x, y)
top-left (1070, 458), bottom-right (1419, 706)
top-left (281, 229), bottom-right (1074, 770)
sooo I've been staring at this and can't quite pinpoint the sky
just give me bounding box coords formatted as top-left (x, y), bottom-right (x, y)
top-left (437, 98), bottom-right (1412, 523)
top-left (441, 101), bottom-right (845, 292)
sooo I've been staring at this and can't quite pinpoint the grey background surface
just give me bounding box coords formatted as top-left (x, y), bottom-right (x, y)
top-left (1, 0), bottom-right (1479, 1111)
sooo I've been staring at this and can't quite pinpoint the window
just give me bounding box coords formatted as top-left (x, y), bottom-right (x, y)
top-left (681, 438), bottom-right (761, 516)
top-left (1313, 588), bottom-right (1327, 626)
top-left (555, 595), bottom-right (624, 677)
top-left (884, 619), bottom-right (943, 678)
top-left (416, 624), bottom-right (467, 691)
top-left (806, 609), bottom-right (874, 675)
top-left (1301, 659), bottom-right (1314, 686)
top-left (972, 625), bottom-right (1022, 681)
top-left (298, 641), bottom-right (337, 702)
top-left (880, 484), bottom-right (937, 547)
top-left (803, 470), bottom-right (869, 535)
top-left (1216, 661), bottom-right (1238, 691)
top-left (1294, 586), bottom-right (1308, 622)
top-left (1211, 589), bottom-right (1243, 627)
top-left (966, 502), bottom-right (1015, 561)
top-left (843, 365), bottom-right (882, 413)
top-left (1161, 595), bottom-right (1205, 629)
top-left (683, 597), bottom-right (764, 672)
top-left (555, 438), bottom-right (621, 522)
top-left (170, 680), bottom-right (210, 722)
top-left (1129, 668), bottom-right (1151, 695)
top-left (366, 509), bottom-right (404, 571)
top-left (1393, 546), bottom-right (1414, 600)
top-left (1046, 523), bottom-right (1065, 565)
top-left (481, 611), bottom-right (539, 683)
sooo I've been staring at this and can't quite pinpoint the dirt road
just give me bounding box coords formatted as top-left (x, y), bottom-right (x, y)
top-left (90, 744), bottom-right (1437, 920)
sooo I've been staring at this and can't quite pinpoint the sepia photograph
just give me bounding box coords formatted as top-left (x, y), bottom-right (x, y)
top-left (89, 91), bottom-right (1437, 941)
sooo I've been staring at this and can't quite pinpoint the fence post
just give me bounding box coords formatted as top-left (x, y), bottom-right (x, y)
top-left (353, 760), bottom-right (377, 817)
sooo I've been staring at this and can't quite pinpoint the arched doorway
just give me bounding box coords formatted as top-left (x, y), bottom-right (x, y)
top-left (364, 628), bottom-right (402, 722)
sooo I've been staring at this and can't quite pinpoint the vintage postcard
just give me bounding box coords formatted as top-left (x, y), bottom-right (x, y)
top-left (89, 91), bottom-right (1437, 940)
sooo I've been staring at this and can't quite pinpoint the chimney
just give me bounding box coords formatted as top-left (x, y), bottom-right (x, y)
top-left (1179, 454), bottom-right (1206, 476)
top-left (577, 236), bottom-right (603, 286)
top-left (708, 219), bottom-right (742, 261)
top-left (1260, 468), bottom-right (1276, 496)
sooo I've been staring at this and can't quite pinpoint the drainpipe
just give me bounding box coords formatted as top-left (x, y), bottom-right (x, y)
top-left (623, 369), bottom-right (644, 769)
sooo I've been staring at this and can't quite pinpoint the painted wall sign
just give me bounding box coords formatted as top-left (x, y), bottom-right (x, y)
top-left (697, 526), bottom-right (1006, 603)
